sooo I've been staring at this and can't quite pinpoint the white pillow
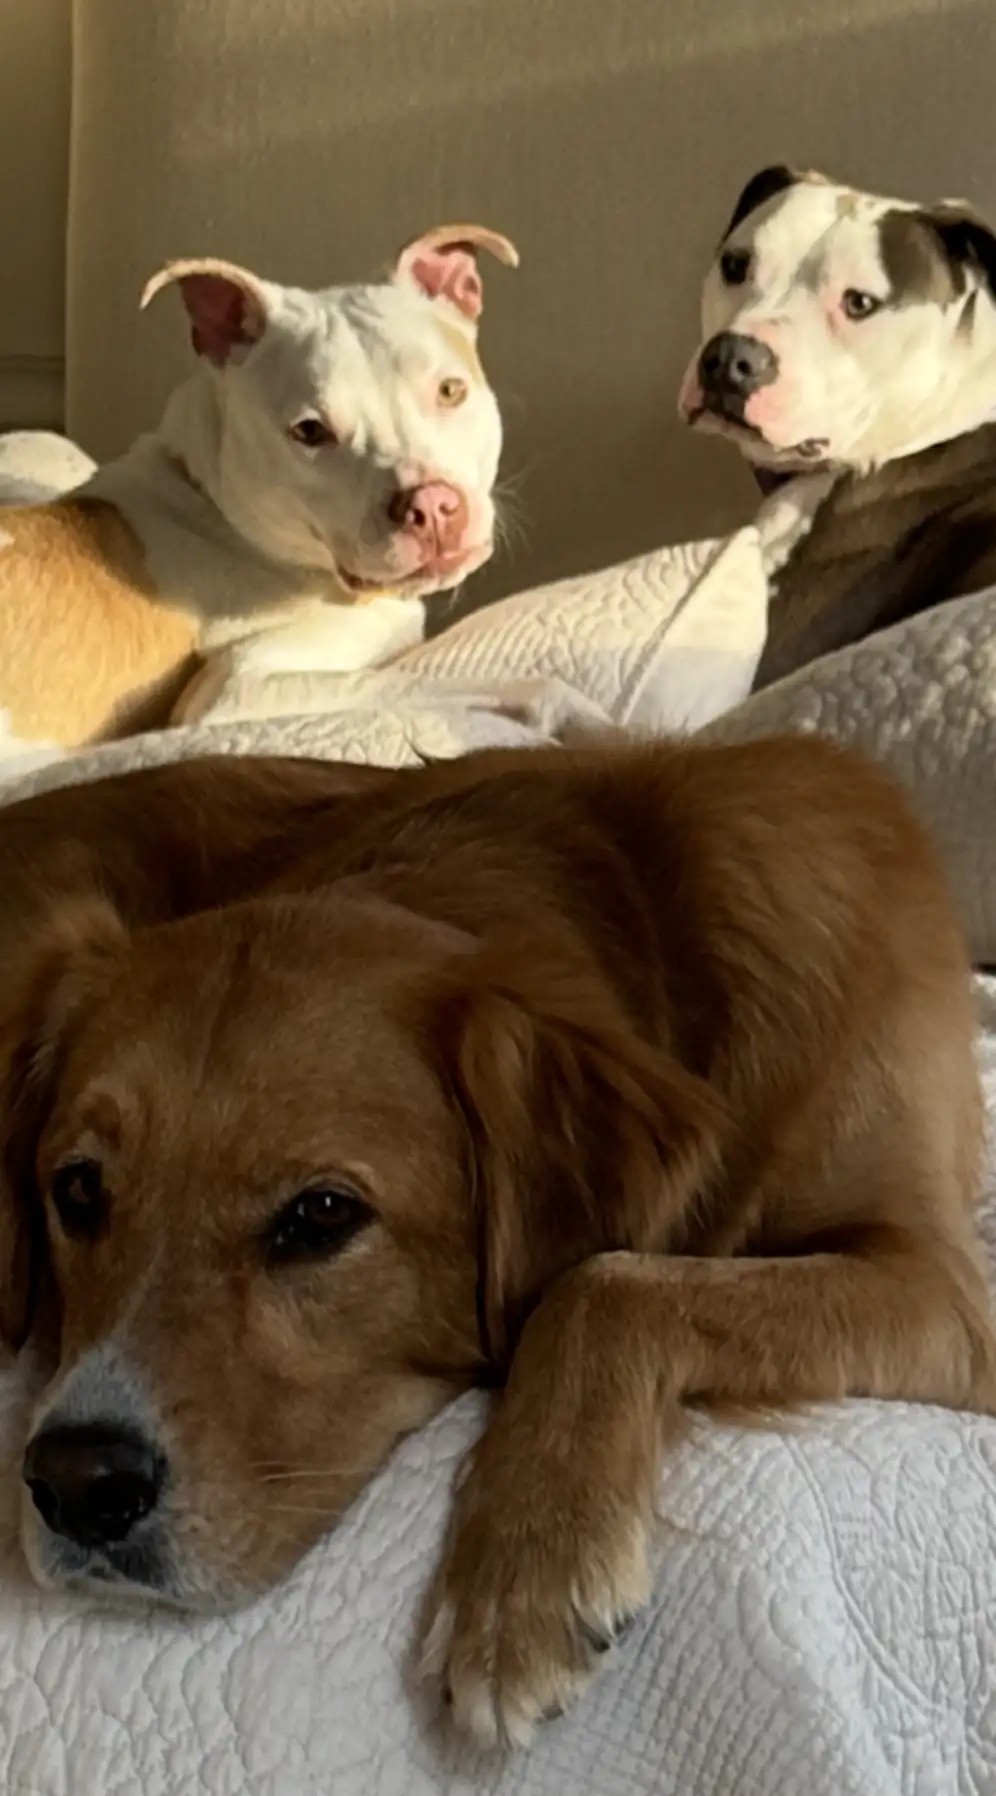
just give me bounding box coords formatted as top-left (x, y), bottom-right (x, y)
top-left (704, 583), bottom-right (996, 967)
top-left (0, 430), bottom-right (96, 506)
top-left (184, 527), bottom-right (769, 734)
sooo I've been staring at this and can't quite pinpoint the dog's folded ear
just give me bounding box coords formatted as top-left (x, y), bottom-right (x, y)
top-left (438, 950), bottom-right (725, 1369)
top-left (392, 224), bottom-right (519, 324)
top-left (923, 202), bottom-right (996, 300)
top-left (719, 165), bottom-right (832, 242)
top-left (0, 899), bottom-right (127, 1353)
top-left (141, 258), bottom-right (272, 366)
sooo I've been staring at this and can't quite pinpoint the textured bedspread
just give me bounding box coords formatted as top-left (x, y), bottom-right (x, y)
top-left (2, 1030), bottom-right (996, 1796)
top-left (1, 535), bottom-right (996, 1791)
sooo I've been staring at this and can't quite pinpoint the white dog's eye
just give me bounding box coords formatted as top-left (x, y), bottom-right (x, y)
top-left (719, 249), bottom-right (751, 286)
top-left (842, 289), bottom-right (882, 321)
top-left (288, 417), bottom-right (337, 448)
top-left (438, 377), bottom-right (469, 408)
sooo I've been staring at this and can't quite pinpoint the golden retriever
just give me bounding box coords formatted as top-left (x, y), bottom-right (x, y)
top-left (0, 736), bottom-right (993, 1748)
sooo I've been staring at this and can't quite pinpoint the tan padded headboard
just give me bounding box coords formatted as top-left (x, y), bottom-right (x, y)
top-left (68, 0), bottom-right (996, 604)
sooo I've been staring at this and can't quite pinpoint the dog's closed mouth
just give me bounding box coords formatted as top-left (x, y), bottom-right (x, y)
top-left (690, 400), bottom-right (762, 441)
top-left (338, 567), bottom-right (393, 597)
top-left (338, 546), bottom-right (488, 598)
top-left (690, 404), bottom-right (829, 467)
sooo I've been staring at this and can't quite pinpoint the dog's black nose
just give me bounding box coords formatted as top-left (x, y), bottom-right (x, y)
top-left (24, 1423), bottom-right (164, 1548)
top-left (698, 332), bottom-right (778, 402)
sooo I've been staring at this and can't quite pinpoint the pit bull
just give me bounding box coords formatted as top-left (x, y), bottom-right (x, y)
top-left (0, 224), bottom-right (516, 761)
top-left (680, 167), bottom-right (996, 686)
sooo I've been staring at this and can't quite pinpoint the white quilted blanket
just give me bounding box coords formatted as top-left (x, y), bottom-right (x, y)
top-left (2, 545), bottom-right (996, 1789)
top-left (3, 1059), bottom-right (996, 1796)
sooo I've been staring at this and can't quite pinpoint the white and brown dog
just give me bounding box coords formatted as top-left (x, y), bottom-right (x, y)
top-left (0, 224), bottom-right (516, 763)
top-left (680, 167), bottom-right (996, 685)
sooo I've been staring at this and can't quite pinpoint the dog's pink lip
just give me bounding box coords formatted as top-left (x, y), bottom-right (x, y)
top-left (686, 404), bottom-right (830, 468)
top-left (686, 400), bottom-right (762, 441)
top-left (421, 543), bottom-right (492, 579)
top-left (338, 542), bottom-right (491, 595)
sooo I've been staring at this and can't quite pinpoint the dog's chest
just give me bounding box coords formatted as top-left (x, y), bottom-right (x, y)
top-left (131, 506), bottom-right (331, 644)
top-left (757, 430), bottom-right (996, 688)
top-left (113, 465), bottom-right (428, 671)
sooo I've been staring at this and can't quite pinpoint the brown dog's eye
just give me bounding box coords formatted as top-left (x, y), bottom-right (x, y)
top-left (438, 377), bottom-right (468, 408)
top-left (720, 249), bottom-right (751, 286)
top-left (288, 416), bottom-right (337, 448)
top-left (50, 1158), bottom-right (107, 1241)
top-left (842, 289), bottom-right (882, 321)
top-left (266, 1185), bottom-right (373, 1266)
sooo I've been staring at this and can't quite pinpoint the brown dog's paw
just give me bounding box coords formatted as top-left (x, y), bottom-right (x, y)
top-left (421, 1453), bottom-right (650, 1748)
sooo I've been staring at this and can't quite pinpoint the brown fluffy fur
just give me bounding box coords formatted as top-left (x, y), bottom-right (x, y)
top-left (0, 736), bottom-right (993, 1742)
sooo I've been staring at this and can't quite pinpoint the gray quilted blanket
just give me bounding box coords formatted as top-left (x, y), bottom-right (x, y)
top-left (1, 562), bottom-right (995, 1793)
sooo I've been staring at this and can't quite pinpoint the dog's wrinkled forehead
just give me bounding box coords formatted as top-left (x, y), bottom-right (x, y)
top-left (722, 173), bottom-right (971, 311)
top-left (247, 281), bottom-right (484, 415)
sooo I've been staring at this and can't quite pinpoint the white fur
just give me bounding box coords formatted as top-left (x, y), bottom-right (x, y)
top-left (172, 598), bottom-right (427, 723)
top-left (68, 251), bottom-right (505, 694)
top-left (755, 470), bottom-right (836, 577)
top-left (153, 279), bottom-right (503, 595)
top-left (682, 178), bottom-right (996, 473)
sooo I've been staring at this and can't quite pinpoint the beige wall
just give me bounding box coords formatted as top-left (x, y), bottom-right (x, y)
top-left (57, 0), bottom-right (996, 601)
top-left (0, 0), bottom-right (70, 428)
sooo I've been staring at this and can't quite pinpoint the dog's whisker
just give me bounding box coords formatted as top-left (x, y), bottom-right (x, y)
top-left (256, 1502), bottom-right (353, 1520)
top-left (255, 1466), bottom-right (368, 1485)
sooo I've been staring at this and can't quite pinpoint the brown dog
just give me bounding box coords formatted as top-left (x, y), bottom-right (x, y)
top-left (1, 738), bottom-right (993, 1748)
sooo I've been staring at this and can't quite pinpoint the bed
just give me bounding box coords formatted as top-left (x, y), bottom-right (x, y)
top-left (0, 514), bottom-right (995, 1792)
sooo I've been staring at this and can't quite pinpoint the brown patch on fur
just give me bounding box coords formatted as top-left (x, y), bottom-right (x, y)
top-left (926, 203), bottom-right (996, 300)
top-left (720, 165), bottom-right (799, 242)
top-left (720, 166), bottom-right (831, 243)
top-left (878, 208), bottom-right (965, 306)
top-left (0, 499), bottom-right (199, 746)
top-left (757, 422), bottom-right (996, 685)
top-left (0, 734), bottom-right (991, 1722)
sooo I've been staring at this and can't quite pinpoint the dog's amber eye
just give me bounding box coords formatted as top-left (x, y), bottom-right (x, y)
top-left (720, 249), bottom-right (750, 286)
top-left (50, 1158), bottom-right (108, 1242)
top-left (266, 1185), bottom-right (373, 1265)
top-left (288, 417), bottom-right (337, 448)
top-left (842, 289), bottom-right (882, 321)
top-left (438, 377), bottom-right (469, 408)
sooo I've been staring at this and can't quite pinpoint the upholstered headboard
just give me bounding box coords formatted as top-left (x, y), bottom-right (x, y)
top-left (67, 0), bottom-right (996, 606)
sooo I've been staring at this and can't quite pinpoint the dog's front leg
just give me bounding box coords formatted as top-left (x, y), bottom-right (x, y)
top-left (425, 1231), bottom-right (996, 1748)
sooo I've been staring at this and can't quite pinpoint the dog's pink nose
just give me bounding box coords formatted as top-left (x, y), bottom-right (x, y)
top-left (388, 481), bottom-right (469, 556)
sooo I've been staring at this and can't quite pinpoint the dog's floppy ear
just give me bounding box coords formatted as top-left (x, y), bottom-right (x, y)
top-left (720, 165), bottom-right (807, 241)
top-left (0, 900), bottom-right (126, 1352)
top-left (439, 952), bottom-right (724, 1369)
top-left (393, 224), bottom-right (519, 323)
top-left (141, 258), bottom-right (271, 365)
top-left (923, 202), bottom-right (996, 300)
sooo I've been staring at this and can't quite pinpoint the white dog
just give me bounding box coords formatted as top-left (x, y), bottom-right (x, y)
top-left (679, 166), bottom-right (996, 682)
top-left (0, 224), bottom-right (516, 761)
top-left (679, 165), bottom-right (996, 473)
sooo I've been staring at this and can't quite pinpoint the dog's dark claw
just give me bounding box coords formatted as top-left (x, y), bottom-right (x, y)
top-left (579, 1611), bottom-right (636, 1655)
top-left (541, 1701), bottom-right (566, 1722)
top-left (441, 1681), bottom-right (453, 1708)
top-left (578, 1618), bottom-right (614, 1655)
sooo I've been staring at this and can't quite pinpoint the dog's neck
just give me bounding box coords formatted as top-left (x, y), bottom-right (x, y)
top-left (753, 420), bottom-right (996, 688)
top-left (79, 374), bottom-right (425, 664)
